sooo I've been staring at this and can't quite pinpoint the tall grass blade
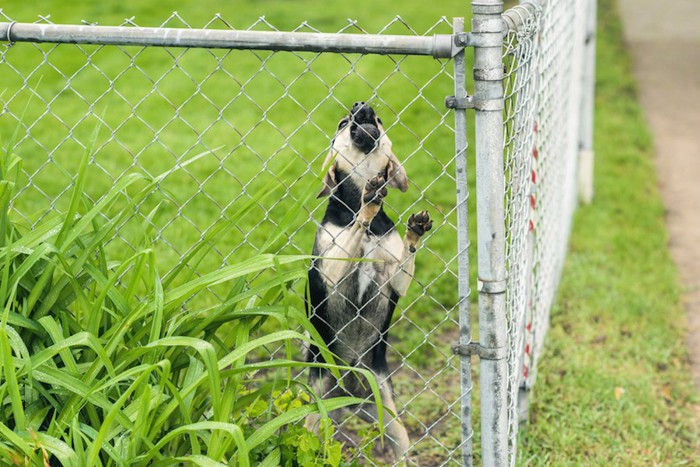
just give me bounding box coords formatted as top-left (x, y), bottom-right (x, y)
top-left (0, 326), bottom-right (25, 430)
top-left (145, 337), bottom-right (221, 420)
top-left (148, 422), bottom-right (248, 467)
top-left (55, 118), bottom-right (102, 248)
top-left (0, 422), bottom-right (32, 457)
top-left (175, 455), bottom-right (228, 467)
top-left (85, 363), bottom-right (161, 466)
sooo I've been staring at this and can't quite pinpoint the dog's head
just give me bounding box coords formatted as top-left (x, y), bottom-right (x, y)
top-left (317, 102), bottom-right (408, 198)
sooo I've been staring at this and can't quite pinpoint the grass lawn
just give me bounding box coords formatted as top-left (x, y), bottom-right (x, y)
top-left (517, 0), bottom-right (699, 464)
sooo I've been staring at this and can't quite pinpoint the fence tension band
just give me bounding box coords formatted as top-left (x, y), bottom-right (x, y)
top-left (445, 95), bottom-right (504, 111)
top-left (452, 342), bottom-right (507, 360)
top-left (477, 278), bottom-right (506, 294)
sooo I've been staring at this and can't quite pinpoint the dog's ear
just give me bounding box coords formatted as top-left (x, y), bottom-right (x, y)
top-left (317, 150), bottom-right (338, 198)
top-left (374, 117), bottom-right (408, 192)
top-left (387, 154), bottom-right (408, 192)
top-left (317, 163), bottom-right (337, 198)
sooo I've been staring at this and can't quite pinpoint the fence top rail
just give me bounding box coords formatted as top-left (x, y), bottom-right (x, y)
top-left (502, 1), bottom-right (540, 34)
top-left (0, 21), bottom-right (455, 58)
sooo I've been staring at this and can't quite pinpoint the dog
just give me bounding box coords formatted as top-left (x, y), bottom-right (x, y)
top-left (304, 102), bottom-right (432, 462)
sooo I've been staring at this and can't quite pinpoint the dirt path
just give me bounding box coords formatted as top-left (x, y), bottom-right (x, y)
top-left (617, 0), bottom-right (700, 388)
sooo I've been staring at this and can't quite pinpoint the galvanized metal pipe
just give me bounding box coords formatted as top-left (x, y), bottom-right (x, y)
top-left (452, 16), bottom-right (474, 467)
top-left (473, 0), bottom-right (509, 465)
top-left (0, 21), bottom-right (454, 58)
top-left (502, 1), bottom-right (540, 34)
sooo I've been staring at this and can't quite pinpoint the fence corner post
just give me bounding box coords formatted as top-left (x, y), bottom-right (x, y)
top-left (472, 0), bottom-right (508, 465)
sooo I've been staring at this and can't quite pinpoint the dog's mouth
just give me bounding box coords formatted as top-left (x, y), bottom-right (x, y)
top-left (342, 102), bottom-right (382, 154)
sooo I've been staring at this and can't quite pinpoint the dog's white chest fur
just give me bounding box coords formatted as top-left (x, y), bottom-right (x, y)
top-left (357, 235), bottom-right (384, 299)
top-left (314, 223), bottom-right (403, 295)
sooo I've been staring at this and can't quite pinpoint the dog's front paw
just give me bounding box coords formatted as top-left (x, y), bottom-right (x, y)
top-left (408, 210), bottom-right (432, 236)
top-left (406, 210), bottom-right (432, 252)
top-left (357, 174), bottom-right (387, 227)
top-left (363, 174), bottom-right (388, 205)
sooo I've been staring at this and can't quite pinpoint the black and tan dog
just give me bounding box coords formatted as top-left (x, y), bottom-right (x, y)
top-left (305, 102), bottom-right (432, 461)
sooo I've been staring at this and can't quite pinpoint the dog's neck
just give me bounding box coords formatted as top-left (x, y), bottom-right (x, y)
top-left (322, 168), bottom-right (394, 235)
top-left (326, 168), bottom-right (364, 225)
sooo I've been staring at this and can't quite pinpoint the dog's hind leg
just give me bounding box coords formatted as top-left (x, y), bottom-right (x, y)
top-left (390, 210), bottom-right (432, 297)
top-left (354, 375), bottom-right (411, 464)
top-left (381, 384), bottom-right (411, 464)
top-left (304, 372), bottom-right (346, 434)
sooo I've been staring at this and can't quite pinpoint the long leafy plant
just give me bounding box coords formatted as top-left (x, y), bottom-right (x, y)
top-left (0, 122), bottom-right (381, 466)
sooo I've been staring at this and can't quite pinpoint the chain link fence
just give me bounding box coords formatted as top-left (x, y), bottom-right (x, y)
top-left (502, 0), bottom-right (596, 465)
top-left (0, 0), bottom-right (595, 464)
top-left (1, 10), bottom-right (465, 466)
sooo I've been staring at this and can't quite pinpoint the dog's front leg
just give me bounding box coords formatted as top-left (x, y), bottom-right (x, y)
top-left (390, 211), bottom-right (432, 296)
top-left (319, 175), bottom-right (387, 287)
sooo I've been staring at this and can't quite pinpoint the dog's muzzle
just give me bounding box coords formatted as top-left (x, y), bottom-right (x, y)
top-left (350, 102), bottom-right (380, 154)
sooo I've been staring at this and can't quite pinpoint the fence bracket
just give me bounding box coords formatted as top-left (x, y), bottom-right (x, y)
top-left (445, 95), bottom-right (473, 110)
top-left (454, 32), bottom-right (502, 48)
top-left (445, 95), bottom-right (504, 111)
top-left (477, 278), bottom-right (507, 294)
top-left (452, 342), bottom-right (507, 361)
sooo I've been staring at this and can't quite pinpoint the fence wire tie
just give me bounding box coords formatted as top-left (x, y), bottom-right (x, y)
top-left (452, 342), bottom-right (507, 361)
top-left (3, 20), bottom-right (16, 45)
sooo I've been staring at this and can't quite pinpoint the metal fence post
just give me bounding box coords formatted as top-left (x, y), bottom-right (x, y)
top-left (472, 0), bottom-right (508, 465)
top-left (578, 0), bottom-right (596, 204)
top-left (451, 17), bottom-right (474, 467)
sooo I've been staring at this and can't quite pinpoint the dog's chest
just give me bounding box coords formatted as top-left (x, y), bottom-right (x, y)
top-left (357, 235), bottom-right (386, 299)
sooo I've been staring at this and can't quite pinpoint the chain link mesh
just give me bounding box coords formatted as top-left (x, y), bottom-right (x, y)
top-left (0, 11), bottom-right (467, 465)
top-left (502, 1), bottom-right (589, 464)
top-left (502, 4), bottom-right (540, 463)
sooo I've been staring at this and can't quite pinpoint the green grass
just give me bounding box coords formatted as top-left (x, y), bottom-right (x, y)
top-left (517, 0), bottom-right (699, 464)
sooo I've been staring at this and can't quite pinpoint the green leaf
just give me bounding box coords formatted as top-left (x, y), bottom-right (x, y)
top-left (25, 327), bottom-right (115, 378)
top-left (245, 397), bottom-right (362, 451)
top-left (258, 448), bottom-right (281, 467)
top-left (163, 254), bottom-right (309, 309)
top-left (174, 455), bottom-right (229, 467)
top-left (55, 117), bottom-right (102, 248)
top-left (0, 326), bottom-right (25, 430)
top-left (86, 363), bottom-right (161, 466)
top-left (25, 430), bottom-right (79, 467)
top-left (0, 422), bottom-right (32, 457)
top-left (147, 422), bottom-right (248, 467)
top-left (145, 337), bottom-right (221, 420)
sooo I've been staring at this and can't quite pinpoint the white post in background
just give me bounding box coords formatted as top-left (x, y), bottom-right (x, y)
top-left (578, 0), bottom-right (597, 204)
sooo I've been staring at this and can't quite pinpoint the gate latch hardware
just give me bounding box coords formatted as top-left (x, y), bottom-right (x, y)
top-left (445, 95), bottom-right (504, 111)
top-left (445, 95), bottom-right (474, 110)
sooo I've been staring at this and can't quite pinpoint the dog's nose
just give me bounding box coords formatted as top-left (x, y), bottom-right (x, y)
top-left (351, 101), bottom-right (366, 114)
top-left (351, 101), bottom-right (372, 119)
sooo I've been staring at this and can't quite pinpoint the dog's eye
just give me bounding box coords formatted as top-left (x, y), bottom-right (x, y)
top-left (376, 117), bottom-right (383, 127)
top-left (337, 118), bottom-right (349, 131)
